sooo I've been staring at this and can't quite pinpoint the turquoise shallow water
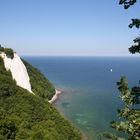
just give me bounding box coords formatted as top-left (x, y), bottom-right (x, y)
top-left (24, 56), bottom-right (140, 140)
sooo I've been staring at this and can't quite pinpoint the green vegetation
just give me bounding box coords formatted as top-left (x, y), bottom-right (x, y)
top-left (22, 60), bottom-right (55, 100)
top-left (0, 56), bottom-right (82, 140)
top-left (103, 1), bottom-right (140, 140)
top-left (4, 48), bottom-right (14, 59)
top-left (0, 45), bottom-right (4, 52)
top-left (119, 0), bottom-right (140, 54)
top-left (0, 45), bottom-right (14, 59)
top-left (103, 77), bottom-right (140, 140)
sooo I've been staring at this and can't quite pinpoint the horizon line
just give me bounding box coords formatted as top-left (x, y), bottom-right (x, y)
top-left (21, 54), bottom-right (140, 57)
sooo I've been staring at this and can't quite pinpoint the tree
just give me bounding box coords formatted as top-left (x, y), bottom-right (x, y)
top-left (119, 0), bottom-right (137, 9)
top-left (103, 1), bottom-right (140, 140)
top-left (0, 46), bottom-right (14, 59)
top-left (120, 0), bottom-right (140, 54)
top-left (103, 77), bottom-right (140, 140)
top-left (0, 45), bottom-right (4, 52)
top-left (4, 48), bottom-right (14, 59)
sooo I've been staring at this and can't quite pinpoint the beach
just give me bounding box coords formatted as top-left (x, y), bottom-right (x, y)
top-left (49, 89), bottom-right (62, 104)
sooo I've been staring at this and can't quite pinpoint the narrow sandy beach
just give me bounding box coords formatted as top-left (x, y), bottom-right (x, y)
top-left (49, 89), bottom-right (62, 104)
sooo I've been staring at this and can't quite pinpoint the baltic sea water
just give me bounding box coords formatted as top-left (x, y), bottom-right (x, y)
top-left (24, 56), bottom-right (140, 140)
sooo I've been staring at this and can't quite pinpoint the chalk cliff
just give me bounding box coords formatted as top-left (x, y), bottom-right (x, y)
top-left (0, 52), bottom-right (32, 93)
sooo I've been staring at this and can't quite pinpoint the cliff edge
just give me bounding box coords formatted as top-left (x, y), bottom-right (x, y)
top-left (0, 46), bottom-right (82, 140)
top-left (0, 52), bottom-right (32, 93)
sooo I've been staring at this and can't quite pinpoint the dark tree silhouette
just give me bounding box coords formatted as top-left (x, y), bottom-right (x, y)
top-left (103, 1), bottom-right (140, 140)
top-left (119, 0), bottom-right (137, 9)
top-left (120, 0), bottom-right (140, 54)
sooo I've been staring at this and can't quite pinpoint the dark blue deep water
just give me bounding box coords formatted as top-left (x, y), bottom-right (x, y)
top-left (23, 56), bottom-right (140, 140)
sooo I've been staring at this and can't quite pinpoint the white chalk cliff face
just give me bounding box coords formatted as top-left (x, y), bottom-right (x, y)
top-left (0, 52), bottom-right (33, 93)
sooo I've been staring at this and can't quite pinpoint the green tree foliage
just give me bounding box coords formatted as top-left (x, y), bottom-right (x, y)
top-left (22, 59), bottom-right (55, 100)
top-left (0, 57), bottom-right (82, 140)
top-left (103, 1), bottom-right (140, 140)
top-left (119, 0), bottom-right (137, 9)
top-left (119, 0), bottom-right (140, 54)
top-left (103, 77), bottom-right (140, 140)
top-left (0, 45), bottom-right (4, 52)
top-left (4, 48), bottom-right (14, 59)
top-left (0, 46), bottom-right (14, 59)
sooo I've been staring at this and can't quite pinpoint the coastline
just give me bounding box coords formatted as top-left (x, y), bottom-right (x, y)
top-left (49, 88), bottom-right (87, 140)
top-left (48, 89), bottom-right (62, 104)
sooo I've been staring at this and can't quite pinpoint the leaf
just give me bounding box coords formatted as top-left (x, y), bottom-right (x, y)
top-left (119, 0), bottom-right (125, 5)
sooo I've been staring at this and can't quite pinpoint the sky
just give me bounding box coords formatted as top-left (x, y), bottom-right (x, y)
top-left (0, 0), bottom-right (140, 56)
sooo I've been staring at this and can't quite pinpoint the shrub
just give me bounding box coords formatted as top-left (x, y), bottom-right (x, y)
top-left (4, 48), bottom-right (14, 59)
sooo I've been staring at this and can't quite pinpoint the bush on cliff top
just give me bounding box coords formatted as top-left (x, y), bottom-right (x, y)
top-left (0, 45), bottom-right (14, 59)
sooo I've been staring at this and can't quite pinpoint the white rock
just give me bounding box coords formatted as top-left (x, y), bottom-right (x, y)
top-left (0, 52), bottom-right (33, 93)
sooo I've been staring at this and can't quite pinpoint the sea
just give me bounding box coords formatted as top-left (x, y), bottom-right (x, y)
top-left (23, 56), bottom-right (140, 140)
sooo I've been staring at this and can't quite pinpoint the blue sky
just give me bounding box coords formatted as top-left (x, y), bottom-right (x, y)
top-left (0, 0), bottom-right (139, 56)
